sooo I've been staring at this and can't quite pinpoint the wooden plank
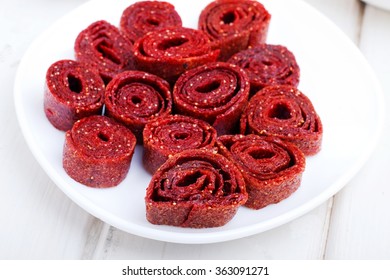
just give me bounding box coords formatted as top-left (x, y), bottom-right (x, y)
top-left (0, 0), bottom-right (366, 259)
top-left (0, 0), bottom-right (97, 259)
top-left (304, 0), bottom-right (364, 44)
top-left (324, 5), bottom-right (390, 259)
top-left (0, 139), bottom-right (98, 259)
top-left (92, 202), bottom-right (329, 259)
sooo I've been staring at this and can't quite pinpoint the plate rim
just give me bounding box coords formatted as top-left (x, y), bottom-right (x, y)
top-left (13, 0), bottom-right (385, 244)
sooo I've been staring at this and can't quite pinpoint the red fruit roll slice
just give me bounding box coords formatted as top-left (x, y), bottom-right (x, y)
top-left (74, 20), bottom-right (134, 84)
top-left (228, 44), bottom-right (300, 95)
top-left (143, 114), bottom-right (218, 174)
top-left (104, 70), bottom-right (172, 143)
top-left (240, 85), bottom-right (323, 155)
top-left (217, 134), bottom-right (305, 209)
top-left (120, 1), bottom-right (182, 43)
top-left (44, 59), bottom-right (105, 131)
top-left (133, 27), bottom-right (219, 84)
top-left (173, 62), bottom-right (250, 135)
top-left (198, 0), bottom-right (271, 61)
top-left (63, 115), bottom-right (136, 188)
top-left (145, 149), bottom-right (247, 228)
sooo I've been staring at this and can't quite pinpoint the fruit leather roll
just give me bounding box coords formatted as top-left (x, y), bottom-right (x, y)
top-left (228, 44), bottom-right (300, 95)
top-left (145, 149), bottom-right (248, 228)
top-left (63, 115), bottom-right (136, 188)
top-left (217, 134), bottom-right (305, 209)
top-left (104, 70), bottom-right (172, 143)
top-left (44, 59), bottom-right (105, 131)
top-left (120, 0), bottom-right (182, 43)
top-left (74, 20), bottom-right (134, 84)
top-left (143, 114), bottom-right (218, 174)
top-left (240, 85), bottom-right (323, 155)
top-left (173, 62), bottom-right (250, 135)
top-left (198, 0), bottom-right (271, 61)
top-left (133, 27), bottom-right (219, 84)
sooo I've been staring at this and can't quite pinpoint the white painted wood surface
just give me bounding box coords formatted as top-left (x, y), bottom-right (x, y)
top-left (325, 5), bottom-right (390, 260)
top-left (0, 0), bottom-right (389, 259)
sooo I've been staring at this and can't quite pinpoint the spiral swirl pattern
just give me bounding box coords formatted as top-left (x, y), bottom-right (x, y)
top-left (240, 85), bottom-right (323, 155)
top-left (133, 27), bottom-right (219, 83)
top-left (145, 149), bottom-right (247, 228)
top-left (63, 115), bottom-right (136, 188)
top-left (228, 44), bottom-right (300, 95)
top-left (173, 62), bottom-right (250, 135)
top-left (44, 59), bottom-right (105, 131)
top-left (104, 70), bottom-right (172, 143)
top-left (74, 20), bottom-right (134, 84)
top-left (198, 0), bottom-right (271, 61)
top-left (143, 114), bottom-right (218, 174)
top-left (217, 134), bottom-right (305, 209)
top-left (120, 1), bottom-right (182, 43)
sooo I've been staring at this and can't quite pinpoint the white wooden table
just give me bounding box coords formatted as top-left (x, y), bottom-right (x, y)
top-left (1, 0), bottom-right (389, 259)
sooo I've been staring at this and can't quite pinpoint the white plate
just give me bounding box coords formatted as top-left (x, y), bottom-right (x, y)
top-left (14, 0), bottom-right (384, 244)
